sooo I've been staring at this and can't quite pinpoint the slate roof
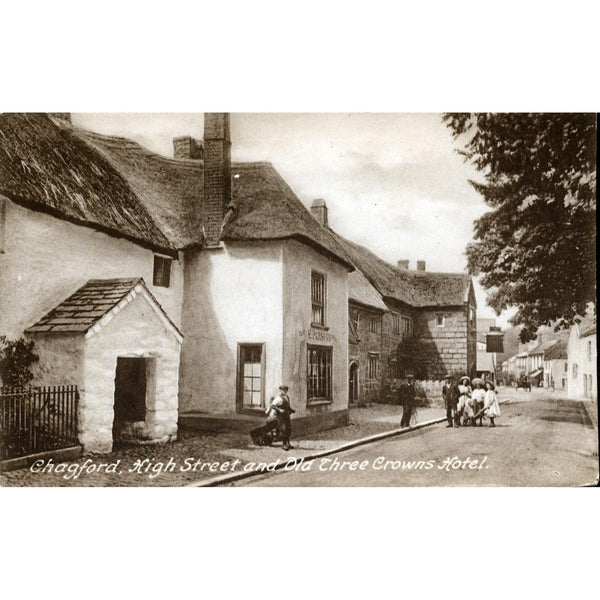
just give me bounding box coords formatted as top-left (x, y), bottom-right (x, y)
top-left (348, 270), bottom-right (387, 311)
top-left (329, 229), bottom-right (472, 308)
top-left (0, 113), bottom-right (352, 268)
top-left (577, 314), bottom-right (596, 338)
top-left (544, 338), bottom-right (568, 360)
top-left (25, 278), bottom-right (181, 337)
top-left (528, 338), bottom-right (561, 355)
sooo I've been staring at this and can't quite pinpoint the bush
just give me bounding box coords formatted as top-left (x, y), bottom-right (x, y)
top-left (0, 336), bottom-right (39, 387)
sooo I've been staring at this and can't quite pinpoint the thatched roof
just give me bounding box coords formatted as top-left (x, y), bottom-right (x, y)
top-left (329, 229), bottom-right (471, 308)
top-left (0, 114), bottom-right (352, 267)
top-left (25, 278), bottom-right (182, 338)
top-left (0, 114), bottom-right (173, 254)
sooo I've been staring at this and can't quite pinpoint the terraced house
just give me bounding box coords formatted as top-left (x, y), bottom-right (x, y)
top-left (0, 113), bottom-right (352, 453)
top-left (310, 200), bottom-right (477, 404)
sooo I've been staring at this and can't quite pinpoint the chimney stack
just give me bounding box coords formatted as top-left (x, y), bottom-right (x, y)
top-left (173, 136), bottom-right (204, 160)
top-left (203, 113), bottom-right (231, 247)
top-left (416, 260), bottom-right (426, 271)
top-left (397, 260), bottom-right (409, 269)
top-left (310, 198), bottom-right (328, 226)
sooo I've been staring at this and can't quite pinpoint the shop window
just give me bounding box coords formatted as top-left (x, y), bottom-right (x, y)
top-left (307, 345), bottom-right (332, 402)
top-left (238, 344), bottom-right (265, 409)
top-left (311, 271), bottom-right (326, 326)
top-left (153, 255), bottom-right (172, 288)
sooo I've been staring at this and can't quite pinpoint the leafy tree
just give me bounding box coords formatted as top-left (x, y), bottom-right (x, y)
top-left (0, 336), bottom-right (39, 387)
top-left (443, 113), bottom-right (596, 341)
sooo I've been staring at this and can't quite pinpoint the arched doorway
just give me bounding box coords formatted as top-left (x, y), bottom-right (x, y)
top-left (349, 362), bottom-right (359, 405)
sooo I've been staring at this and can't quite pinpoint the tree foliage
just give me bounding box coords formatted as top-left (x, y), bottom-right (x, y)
top-left (0, 336), bottom-right (39, 387)
top-left (443, 113), bottom-right (596, 341)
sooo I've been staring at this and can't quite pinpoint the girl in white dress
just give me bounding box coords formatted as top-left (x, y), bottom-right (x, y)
top-left (471, 383), bottom-right (486, 426)
top-left (484, 381), bottom-right (501, 427)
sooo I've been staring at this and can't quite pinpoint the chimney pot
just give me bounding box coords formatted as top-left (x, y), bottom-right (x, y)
top-left (173, 136), bottom-right (204, 160)
top-left (310, 198), bottom-right (328, 227)
top-left (416, 260), bottom-right (426, 271)
top-left (397, 260), bottom-right (409, 269)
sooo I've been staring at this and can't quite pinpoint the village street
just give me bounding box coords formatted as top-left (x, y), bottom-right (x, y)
top-left (237, 389), bottom-right (599, 487)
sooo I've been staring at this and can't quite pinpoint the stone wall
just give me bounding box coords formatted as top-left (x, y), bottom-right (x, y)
top-left (415, 307), bottom-right (470, 380)
top-left (82, 293), bottom-right (181, 453)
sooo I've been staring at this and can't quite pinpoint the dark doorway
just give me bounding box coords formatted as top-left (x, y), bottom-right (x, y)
top-left (113, 357), bottom-right (147, 440)
top-left (349, 362), bottom-right (359, 405)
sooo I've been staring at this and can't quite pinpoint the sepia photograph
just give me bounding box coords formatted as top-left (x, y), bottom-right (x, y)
top-left (0, 111), bottom-right (597, 488)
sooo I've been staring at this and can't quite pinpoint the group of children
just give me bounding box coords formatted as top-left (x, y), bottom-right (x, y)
top-left (444, 376), bottom-right (501, 428)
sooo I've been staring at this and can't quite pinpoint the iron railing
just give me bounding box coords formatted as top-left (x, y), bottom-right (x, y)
top-left (0, 385), bottom-right (79, 460)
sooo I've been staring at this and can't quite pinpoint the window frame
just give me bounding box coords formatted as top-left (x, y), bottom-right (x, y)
top-left (307, 344), bottom-right (333, 404)
top-left (311, 270), bottom-right (327, 327)
top-left (392, 312), bottom-right (401, 335)
top-left (153, 254), bottom-right (172, 288)
top-left (401, 315), bottom-right (413, 339)
top-left (369, 317), bottom-right (379, 334)
top-left (368, 353), bottom-right (379, 380)
top-left (236, 342), bottom-right (266, 413)
top-left (436, 314), bottom-right (446, 328)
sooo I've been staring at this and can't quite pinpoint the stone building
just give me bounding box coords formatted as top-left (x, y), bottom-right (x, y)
top-left (567, 314), bottom-right (597, 401)
top-left (311, 200), bottom-right (477, 403)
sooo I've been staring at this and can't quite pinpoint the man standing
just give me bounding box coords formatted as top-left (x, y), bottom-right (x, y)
top-left (442, 376), bottom-right (458, 428)
top-left (266, 385), bottom-right (295, 451)
top-left (400, 376), bottom-right (416, 427)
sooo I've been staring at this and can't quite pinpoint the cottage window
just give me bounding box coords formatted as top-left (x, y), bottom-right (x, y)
top-left (153, 255), bottom-right (172, 288)
top-left (350, 309), bottom-right (360, 332)
top-left (402, 316), bottom-right (413, 338)
top-left (564, 362), bottom-right (568, 373)
top-left (368, 353), bottom-right (379, 380)
top-left (238, 344), bottom-right (265, 409)
top-left (436, 314), bottom-right (446, 327)
top-left (587, 341), bottom-right (592, 361)
top-left (572, 363), bottom-right (578, 378)
top-left (307, 345), bottom-right (332, 402)
top-left (392, 313), bottom-right (400, 335)
top-left (369, 317), bottom-right (379, 334)
top-left (311, 271), bottom-right (326, 326)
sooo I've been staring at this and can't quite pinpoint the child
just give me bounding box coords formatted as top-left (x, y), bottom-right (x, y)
top-left (483, 381), bottom-right (501, 426)
top-left (471, 382), bottom-right (486, 426)
top-left (457, 376), bottom-right (472, 426)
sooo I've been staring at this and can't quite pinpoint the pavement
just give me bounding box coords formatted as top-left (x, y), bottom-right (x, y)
top-left (233, 389), bottom-right (599, 487)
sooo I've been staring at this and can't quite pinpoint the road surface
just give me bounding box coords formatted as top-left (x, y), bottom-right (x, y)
top-left (238, 392), bottom-right (599, 487)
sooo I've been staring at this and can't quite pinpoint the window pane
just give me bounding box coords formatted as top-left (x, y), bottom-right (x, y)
top-left (243, 363), bottom-right (253, 376)
top-left (243, 390), bottom-right (252, 404)
top-left (252, 363), bottom-right (261, 377)
top-left (243, 377), bottom-right (253, 392)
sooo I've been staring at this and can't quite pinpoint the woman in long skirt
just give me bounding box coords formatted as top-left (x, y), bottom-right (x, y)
top-left (484, 381), bottom-right (501, 426)
top-left (457, 376), bottom-right (472, 426)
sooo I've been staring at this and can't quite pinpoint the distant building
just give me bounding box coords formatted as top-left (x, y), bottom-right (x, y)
top-left (567, 314), bottom-right (597, 401)
top-left (544, 336), bottom-right (569, 392)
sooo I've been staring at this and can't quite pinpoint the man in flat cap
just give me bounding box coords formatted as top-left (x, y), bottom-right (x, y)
top-left (265, 385), bottom-right (295, 450)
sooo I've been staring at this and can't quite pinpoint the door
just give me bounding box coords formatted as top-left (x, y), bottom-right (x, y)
top-left (113, 357), bottom-right (147, 441)
top-left (349, 362), bottom-right (359, 405)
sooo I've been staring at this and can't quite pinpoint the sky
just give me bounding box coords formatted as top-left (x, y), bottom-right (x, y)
top-left (73, 113), bottom-right (514, 327)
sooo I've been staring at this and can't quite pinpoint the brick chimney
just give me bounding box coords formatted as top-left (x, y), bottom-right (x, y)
top-left (397, 260), bottom-right (409, 269)
top-left (203, 113), bottom-right (231, 247)
top-left (311, 198), bottom-right (328, 226)
top-left (416, 260), bottom-right (426, 271)
top-left (173, 136), bottom-right (204, 160)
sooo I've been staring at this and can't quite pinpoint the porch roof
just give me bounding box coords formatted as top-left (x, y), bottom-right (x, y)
top-left (25, 278), bottom-right (182, 341)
